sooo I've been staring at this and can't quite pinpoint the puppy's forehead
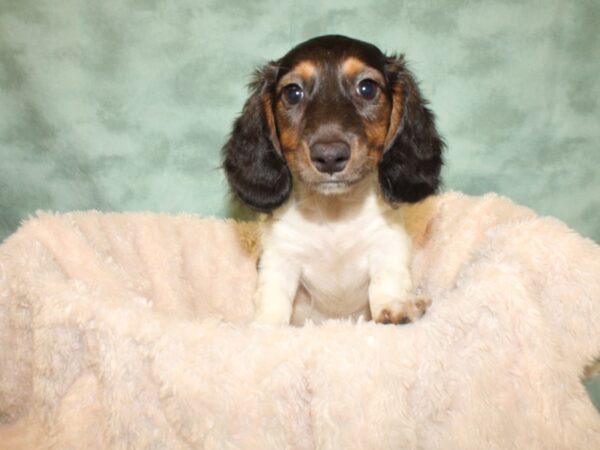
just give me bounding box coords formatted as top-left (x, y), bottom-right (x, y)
top-left (277, 35), bottom-right (386, 79)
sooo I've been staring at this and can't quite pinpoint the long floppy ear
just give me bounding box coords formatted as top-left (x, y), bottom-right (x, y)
top-left (222, 63), bottom-right (292, 212)
top-left (378, 55), bottom-right (444, 204)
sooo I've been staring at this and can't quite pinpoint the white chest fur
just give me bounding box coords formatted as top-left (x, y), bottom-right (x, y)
top-left (255, 180), bottom-right (413, 325)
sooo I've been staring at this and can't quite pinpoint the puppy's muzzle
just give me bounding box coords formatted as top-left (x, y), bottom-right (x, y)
top-left (309, 140), bottom-right (350, 174)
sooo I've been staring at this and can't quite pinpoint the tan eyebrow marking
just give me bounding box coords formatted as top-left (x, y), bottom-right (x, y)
top-left (294, 61), bottom-right (317, 79)
top-left (342, 57), bottom-right (386, 85)
top-left (278, 60), bottom-right (317, 89)
top-left (342, 57), bottom-right (366, 77)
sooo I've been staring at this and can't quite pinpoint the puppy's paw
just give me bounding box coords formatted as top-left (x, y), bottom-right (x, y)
top-left (253, 307), bottom-right (291, 326)
top-left (373, 297), bottom-right (431, 325)
top-left (252, 289), bottom-right (292, 325)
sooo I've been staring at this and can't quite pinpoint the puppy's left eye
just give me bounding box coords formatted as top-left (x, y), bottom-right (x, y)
top-left (282, 84), bottom-right (304, 105)
top-left (356, 79), bottom-right (379, 100)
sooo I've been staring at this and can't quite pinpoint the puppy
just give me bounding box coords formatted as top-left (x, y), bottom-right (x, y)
top-left (223, 35), bottom-right (443, 325)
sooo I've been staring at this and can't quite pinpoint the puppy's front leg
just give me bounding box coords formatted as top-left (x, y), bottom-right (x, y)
top-left (368, 230), bottom-right (429, 325)
top-left (253, 250), bottom-right (300, 325)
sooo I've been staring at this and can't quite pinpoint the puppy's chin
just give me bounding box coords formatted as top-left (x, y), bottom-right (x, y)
top-left (313, 180), bottom-right (354, 195)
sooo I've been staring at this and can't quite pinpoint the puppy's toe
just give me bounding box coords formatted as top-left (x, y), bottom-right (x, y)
top-left (377, 307), bottom-right (411, 325)
top-left (374, 297), bottom-right (431, 325)
top-left (413, 297), bottom-right (431, 315)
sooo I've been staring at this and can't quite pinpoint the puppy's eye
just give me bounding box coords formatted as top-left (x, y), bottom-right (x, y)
top-left (357, 79), bottom-right (379, 100)
top-left (282, 84), bottom-right (304, 105)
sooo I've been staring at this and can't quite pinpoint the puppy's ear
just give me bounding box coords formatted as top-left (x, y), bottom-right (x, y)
top-left (222, 63), bottom-right (292, 212)
top-left (378, 55), bottom-right (444, 203)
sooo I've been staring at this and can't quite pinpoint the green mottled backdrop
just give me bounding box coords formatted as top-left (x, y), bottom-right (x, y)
top-left (1, 0), bottom-right (599, 242)
top-left (1, 0), bottom-right (599, 403)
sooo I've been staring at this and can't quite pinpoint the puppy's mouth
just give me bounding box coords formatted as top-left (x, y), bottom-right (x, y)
top-left (310, 176), bottom-right (364, 195)
top-left (315, 180), bottom-right (351, 194)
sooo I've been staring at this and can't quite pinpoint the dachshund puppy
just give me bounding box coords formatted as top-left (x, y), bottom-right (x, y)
top-left (223, 35), bottom-right (443, 325)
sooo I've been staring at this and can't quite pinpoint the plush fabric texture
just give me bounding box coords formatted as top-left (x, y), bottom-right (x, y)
top-left (0, 192), bottom-right (599, 449)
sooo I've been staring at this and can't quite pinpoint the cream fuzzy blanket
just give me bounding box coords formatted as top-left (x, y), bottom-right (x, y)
top-left (1, 193), bottom-right (599, 449)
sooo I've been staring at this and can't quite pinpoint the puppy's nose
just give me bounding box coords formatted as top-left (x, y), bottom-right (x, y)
top-left (309, 141), bottom-right (350, 174)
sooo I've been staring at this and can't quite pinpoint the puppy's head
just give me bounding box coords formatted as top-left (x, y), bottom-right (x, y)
top-left (223, 35), bottom-right (444, 212)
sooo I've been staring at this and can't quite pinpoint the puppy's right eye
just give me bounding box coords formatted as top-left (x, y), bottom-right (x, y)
top-left (282, 84), bottom-right (304, 105)
top-left (356, 79), bottom-right (379, 100)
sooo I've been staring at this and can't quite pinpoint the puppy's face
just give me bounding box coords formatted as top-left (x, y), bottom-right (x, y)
top-left (223, 35), bottom-right (444, 212)
top-left (273, 42), bottom-right (394, 195)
